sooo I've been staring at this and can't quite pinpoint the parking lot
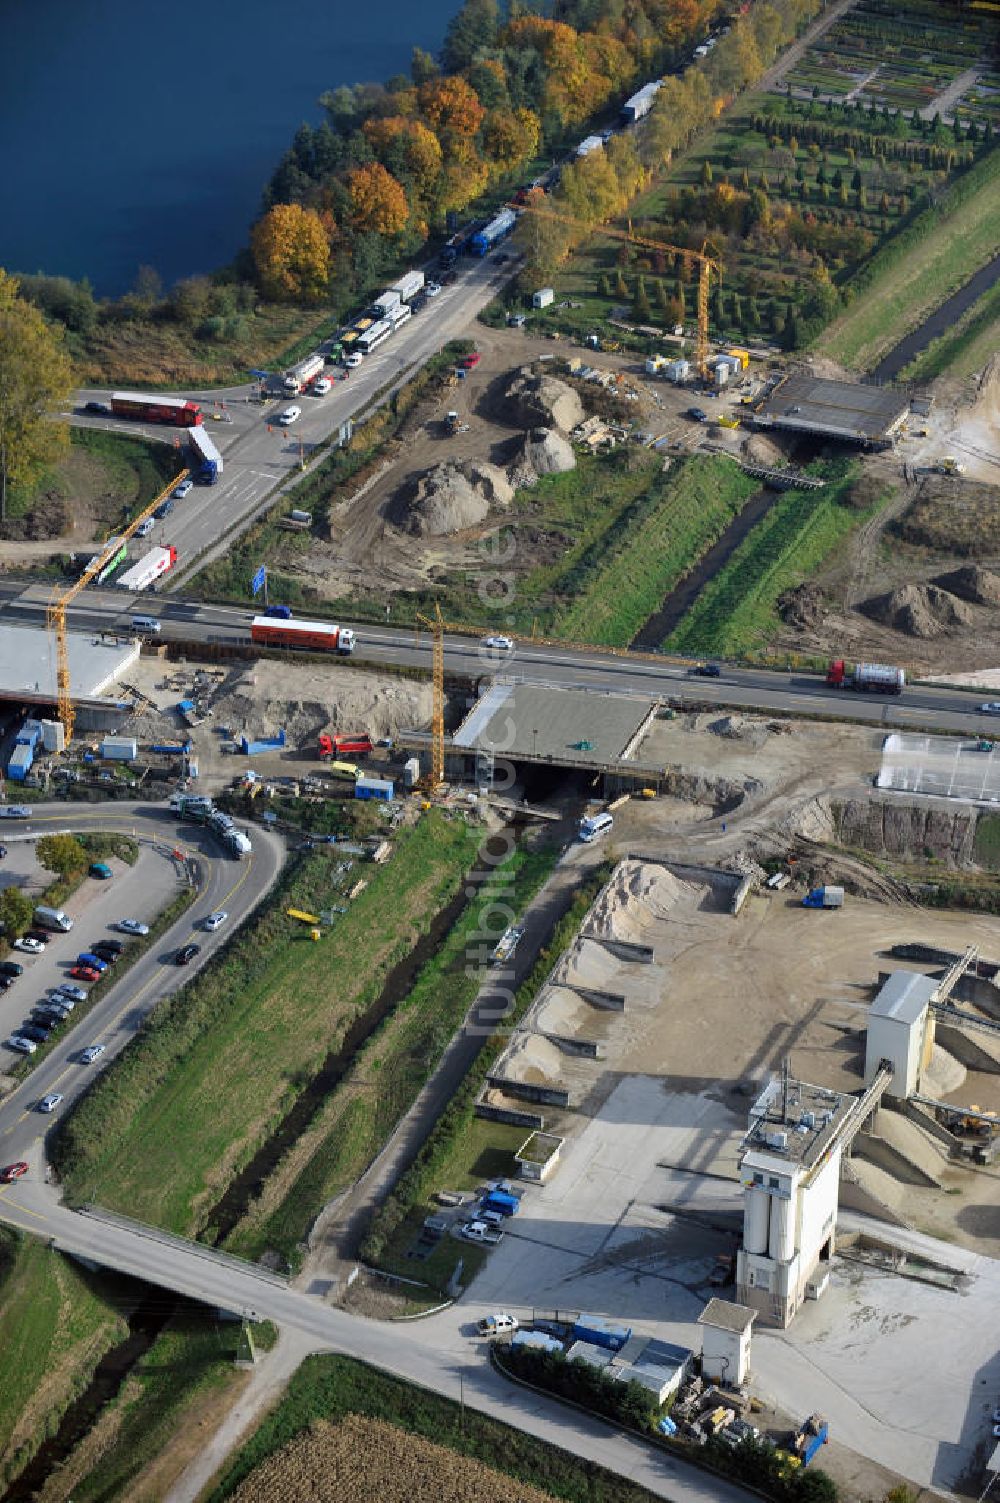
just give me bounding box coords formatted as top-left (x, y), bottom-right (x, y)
top-left (0, 840), bottom-right (182, 1069)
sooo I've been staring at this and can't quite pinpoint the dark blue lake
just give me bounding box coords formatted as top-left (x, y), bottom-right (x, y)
top-left (0, 0), bottom-right (456, 295)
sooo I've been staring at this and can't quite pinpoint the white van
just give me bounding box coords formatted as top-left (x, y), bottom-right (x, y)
top-left (579, 811), bottom-right (613, 843)
top-left (131, 615), bottom-right (161, 636)
top-left (34, 905), bottom-right (73, 933)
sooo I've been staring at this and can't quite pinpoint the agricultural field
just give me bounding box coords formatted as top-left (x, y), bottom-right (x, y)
top-left (533, 0), bottom-right (996, 357)
top-left (665, 460), bottom-right (878, 657)
top-left (52, 814), bottom-right (482, 1249)
top-left (0, 1231), bottom-right (129, 1490)
top-left (781, 0), bottom-right (1000, 120)
top-left (208, 1355), bottom-right (660, 1503)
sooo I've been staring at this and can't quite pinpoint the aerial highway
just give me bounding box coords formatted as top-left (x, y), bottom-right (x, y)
top-left (0, 576), bottom-right (996, 738)
top-left (63, 255), bottom-right (512, 587)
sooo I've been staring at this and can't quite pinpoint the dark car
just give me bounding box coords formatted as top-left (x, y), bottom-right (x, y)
top-left (93, 939), bottom-right (124, 957)
top-left (18, 1024), bottom-right (49, 1044)
top-left (0, 977), bottom-right (13, 993)
top-left (25, 930), bottom-right (51, 946)
top-left (175, 943), bottom-right (201, 966)
top-left (264, 604), bottom-right (293, 620)
top-left (0, 961), bottom-right (24, 979)
top-left (91, 944), bottom-right (120, 964)
top-left (84, 400), bottom-right (109, 415)
top-left (0, 845), bottom-right (7, 859)
top-left (686, 406), bottom-right (709, 422)
top-left (691, 661), bottom-right (722, 678)
top-left (153, 498), bottom-right (174, 520)
top-left (32, 1008), bottom-right (64, 1026)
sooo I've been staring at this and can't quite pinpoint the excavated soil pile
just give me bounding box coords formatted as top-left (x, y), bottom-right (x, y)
top-left (502, 367), bottom-right (584, 432)
top-left (508, 426), bottom-right (576, 489)
top-left (894, 477), bottom-right (1000, 555)
top-left (231, 1414), bottom-right (559, 1503)
top-left (394, 459), bottom-right (514, 537)
top-left (586, 858), bottom-right (690, 942)
top-left (778, 581), bottom-right (824, 628)
top-left (216, 663), bottom-right (431, 742)
top-left (932, 564), bottom-right (1000, 606)
top-left (860, 582), bottom-right (972, 638)
top-left (741, 433), bottom-right (788, 467)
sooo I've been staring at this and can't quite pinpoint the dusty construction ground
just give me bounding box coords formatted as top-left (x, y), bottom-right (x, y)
top-left (469, 850), bottom-right (1000, 1498)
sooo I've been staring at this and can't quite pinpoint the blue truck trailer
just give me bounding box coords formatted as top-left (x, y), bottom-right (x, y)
top-left (469, 208), bottom-right (517, 256)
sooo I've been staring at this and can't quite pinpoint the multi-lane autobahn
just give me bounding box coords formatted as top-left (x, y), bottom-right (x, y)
top-left (0, 575), bottom-right (995, 738)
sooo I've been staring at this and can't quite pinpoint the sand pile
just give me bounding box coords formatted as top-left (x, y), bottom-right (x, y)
top-left (216, 662), bottom-right (431, 741)
top-left (503, 368), bottom-right (584, 432)
top-left (535, 987), bottom-right (592, 1037)
top-left (508, 427), bottom-right (576, 489)
top-left (860, 582), bottom-right (972, 638)
top-left (708, 713), bottom-right (770, 747)
top-left (741, 433), bottom-right (787, 467)
top-left (587, 859), bottom-right (690, 939)
top-left (932, 564), bottom-right (1000, 606)
top-left (395, 460), bottom-right (513, 536)
top-left (501, 1033), bottom-right (565, 1088)
top-left (559, 934), bottom-right (631, 992)
top-left (922, 1042), bottom-right (967, 1097)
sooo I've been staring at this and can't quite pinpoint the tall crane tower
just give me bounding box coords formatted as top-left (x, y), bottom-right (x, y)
top-left (520, 202), bottom-right (722, 375)
top-left (415, 603), bottom-right (445, 788)
top-left (47, 467), bottom-right (189, 745)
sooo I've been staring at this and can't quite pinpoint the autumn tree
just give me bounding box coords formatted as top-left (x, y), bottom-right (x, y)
top-left (251, 204), bottom-right (331, 302)
top-left (441, 0), bottom-right (499, 73)
top-left (36, 834), bottom-right (86, 880)
top-left (418, 76), bottom-right (485, 137)
top-left (363, 117), bottom-right (443, 199)
top-left (482, 107), bottom-right (541, 173)
top-left (0, 886), bottom-right (33, 940)
top-left (347, 162), bottom-right (409, 237)
top-left (0, 270), bottom-right (73, 524)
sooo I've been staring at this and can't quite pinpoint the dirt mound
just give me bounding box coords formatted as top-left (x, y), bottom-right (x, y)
top-left (215, 662), bottom-right (431, 742)
top-left (741, 433), bottom-right (787, 467)
top-left (860, 582), bottom-right (972, 638)
top-left (395, 459), bottom-right (514, 537)
top-left (508, 426), bottom-right (577, 489)
top-left (503, 367), bottom-right (584, 432)
top-left (778, 581), bottom-right (824, 628)
top-left (932, 564), bottom-right (1000, 606)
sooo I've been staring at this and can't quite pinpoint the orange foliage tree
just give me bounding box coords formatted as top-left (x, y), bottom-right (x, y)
top-left (363, 116), bottom-right (443, 197)
top-left (482, 107), bottom-right (541, 173)
top-left (250, 203), bottom-right (331, 301)
top-left (418, 75), bottom-right (485, 136)
top-left (347, 162), bottom-right (409, 236)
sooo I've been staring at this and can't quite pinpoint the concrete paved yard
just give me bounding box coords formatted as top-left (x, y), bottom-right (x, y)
top-left (879, 732), bottom-right (1000, 804)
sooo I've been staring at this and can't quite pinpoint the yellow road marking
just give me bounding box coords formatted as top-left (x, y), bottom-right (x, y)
top-left (217, 856), bottom-right (253, 910)
top-left (4, 1197), bottom-right (48, 1223)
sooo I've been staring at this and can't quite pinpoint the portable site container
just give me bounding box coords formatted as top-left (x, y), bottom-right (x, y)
top-left (532, 287), bottom-right (554, 309)
top-left (572, 1314), bottom-right (633, 1352)
top-left (355, 775), bottom-right (394, 802)
top-left (101, 737), bottom-right (138, 761)
top-left (7, 745), bottom-right (33, 782)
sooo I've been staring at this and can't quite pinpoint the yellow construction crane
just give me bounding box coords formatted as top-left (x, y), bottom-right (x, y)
top-left (47, 466), bottom-right (189, 745)
top-left (415, 603), bottom-right (445, 788)
top-left (519, 200), bottom-right (722, 375)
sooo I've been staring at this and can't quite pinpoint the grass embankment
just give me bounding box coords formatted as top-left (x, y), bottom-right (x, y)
top-left (61, 1311), bottom-right (252, 1503)
top-left (366, 863), bottom-right (613, 1291)
top-left (52, 814), bottom-right (481, 1243)
top-left (816, 148), bottom-right (1000, 370)
top-left (900, 278), bottom-right (1000, 383)
top-left (206, 1354), bottom-right (659, 1503)
top-left (224, 844), bottom-right (557, 1266)
top-left (69, 305), bottom-right (333, 388)
top-left (0, 1229), bottom-right (129, 1489)
top-left (553, 454), bottom-right (757, 645)
top-left (70, 427), bottom-right (183, 527)
top-left (665, 461), bottom-right (873, 657)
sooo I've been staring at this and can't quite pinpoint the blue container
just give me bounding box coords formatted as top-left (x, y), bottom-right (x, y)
top-left (355, 775), bottom-right (394, 802)
top-left (16, 720), bottom-right (42, 748)
top-left (482, 1191), bottom-right (519, 1217)
top-left (7, 745), bottom-right (33, 781)
top-left (572, 1315), bottom-right (632, 1352)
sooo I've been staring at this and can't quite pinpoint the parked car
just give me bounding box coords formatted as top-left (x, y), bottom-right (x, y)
top-left (0, 1162), bottom-right (28, 1182)
top-left (25, 930), bottom-right (51, 946)
top-left (686, 406), bottom-right (709, 422)
top-left (172, 479), bottom-right (193, 500)
top-left (70, 965), bottom-right (100, 982)
top-left (425, 281), bottom-right (442, 297)
top-left (136, 517), bottom-right (155, 538)
top-left (345, 353), bottom-right (364, 369)
top-left (19, 1024), bottom-right (49, 1044)
top-left (6, 1036), bottom-right (36, 1055)
top-left (0, 961), bottom-right (24, 978)
top-left (80, 1044), bottom-right (106, 1064)
top-left (13, 937), bottom-right (44, 955)
top-left (153, 498), bottom-right (174, 520)
top-left (37, 1093), bottom-right (63, 1113)
top-left (461, 1219), bottom-right (503, 1244)
top-left (278, 405), bottom-right (302, 425)
top-left (117, 919), bottom-right (149, 936)
top-left (203, 911), bottom-right (228, 931)
top-left (55, 985), bottom-right (86, 1003)
top-left (76, 953), bottom-right (108, 973)
top-left (93, 939), bottom-right (123, 956)
top-left (460, 352), bottom-right (482, 369)
top-left (175, 943), bottom-right (201, 966)
top-left (90, 945), bottom-right (120, 965)
top-left (482, 635), bottom-right (513, 653)
top-left (0, 845), bottom-right (7, 858)
top-left (89, 862), bottom-right (113, 880)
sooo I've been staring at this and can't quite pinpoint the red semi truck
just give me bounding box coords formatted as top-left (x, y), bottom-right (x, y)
top-left (826, 659), bottom-right (904, 694)
top-left (318, 732), bottom-right (372, 758)
top-left (110, 392), bottom-right (203, 427)
top-left (250, 617), bottom-right (356, 655)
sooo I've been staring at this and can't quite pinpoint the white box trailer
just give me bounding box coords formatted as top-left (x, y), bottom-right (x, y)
top-left (283, 353), bottom-right (325, 393)
top-left (390, 270), bottom-right (425, 303)
top-left (372, 289), bottom-right (402, 318)
top-left (117, 546), bottom-right (177, 592)
top-left (532, 287), bottom-right (554, 309)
